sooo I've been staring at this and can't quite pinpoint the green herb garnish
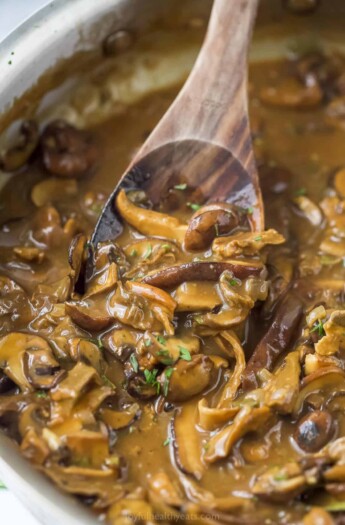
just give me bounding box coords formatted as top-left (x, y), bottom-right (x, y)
top-left (247, 207), bottom-right (254, 215)
top-left (174, 183), bottom-right (187, 191)
top-left (254, 236), bottom-right (262, 242)
top-left (227, 277), bottom-right (240, 287)
top-left (187, 202), bottom-right (202, 211)
top-left (144, 339), bottom-right (152, 347)
top-left (130, 354), bottom-right (139, 373)
top-left (295, 187), bottom-right (307, 196)
top-left (88, 337), bottom-right (104, 349)
top-left (130, 249), bottom-right (138, 257)
top-left (35, 391), bottom-right (48, 399)
top-left (144, 368), bottom-right (160, 393)
top-left (310, 319), bottom-right (325, 338)
top-left (163, 367), bottom-right (174, 397)
top-left (157, 335), bottom-right (167, 345)
top-left (179, 346), bottom-right (192, 361)
top-left (161, 244), bottom-right (171, 252)
top-left (0, 480), bottom-right (6, 489)
top-left (143, 243), bottom-right (152, 259)
top-left (163, 437), bottom-right (171, 447)
top-left (157, 349), bottom-right (174, 365)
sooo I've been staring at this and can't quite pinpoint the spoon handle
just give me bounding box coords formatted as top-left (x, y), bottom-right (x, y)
top-left (138, 0), bottom-right (259, 176)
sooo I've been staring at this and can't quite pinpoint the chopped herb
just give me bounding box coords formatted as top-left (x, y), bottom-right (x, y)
top-left (130, 249), bottom-right (138, 257)
top-left (187, 202), bottom-right (202, 211)
top-left (227, 277), bottom-right (240, 287)
top-left (273, 473), bottom-right (289, 482)
top-left (163, 437), bottom-right (171, 446)
top-left (102, 375), bottom-right (116, 389)
top-left (157, 349), bottom-right (174, 365)
top-left (88, 337), bottom-right (103, 349)
top-left (144, 339), bottom-right (152, 347)
top-left (0, 480), bottom-right (6, 489)
top-left (194, 315), bottom-right (204, 325)
top-left (295, 187), bottom-right (307, 196)
top-left (247, 207), bottom-right (254, 215)
top-left (163, 367), bottom-right (174, 397)
top-left (143, 243), bottom-right (152, 259)
top-left (254, 236), bottom-right (262, 242)
top-left (8, 61), bottom-right (12, 65)
top-left (174, 183), bottom-right (187, 191)
top-left (157, 335), bottom-right (167, 345)
top-left (130, 354), bottom-right (139, 373)
top-left (310, 319), bottom-right (325, 338)
top-left (214, 223), bottom-right (220, 236)
top-left (144, 368), bottom-right (160, 393)
top-left (179, 346), bottom-right (192, 361)
top-left (161, 244), bottom-right (171, 251)
top-left (35, 390), bottom-right (47, 399)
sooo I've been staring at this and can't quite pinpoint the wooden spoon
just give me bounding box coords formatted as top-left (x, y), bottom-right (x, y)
top-left (92, 0), bottom-right (262, 245)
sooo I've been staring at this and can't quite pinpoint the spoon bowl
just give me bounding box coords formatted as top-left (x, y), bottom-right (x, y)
top-left (93, 0), bottom-right (263, 245)
top-left (93, 139), bottom-right (260, 244)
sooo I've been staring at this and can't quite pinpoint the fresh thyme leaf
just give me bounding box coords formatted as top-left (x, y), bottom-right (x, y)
top-left (130, 249), bottom-right (138, 257)
top-left (254, 235), bottom-right (262, 241)
top-left (227, 277), bottom-right (240, 287)
top-left (310, 319), bottom-right (325, 337)
top-left (161, 243), bottom-right (171, 251)
top-left (144, 368), bottom-right (160, 394)
top-left (179, 346), bottom-right (192, 361)
top-left (163, 437), bottom-right (171, 446)
top-left (295, 187), bottom-right (307, 196)
top-left (187, 202), bottom-right (201, 211)
top-left (174, 183), bottom-right (187, 190)
top-left (157, 335), bottom-right (167, 345)
top-left (273, 473), bottom-right (289, 482)
top-left (130, 354), bottom-right (139, 373)
top-left (88, 337), bottom-right (103, 349)
top-left (144, 339), bottom-right (152, 347)
top-left (163, 367), bottom-right (174, 397)
top-left (35, 390), bottom-right (48, 399)
top-left (247, 207), bottom-right (254, 215)
top-left (143, 243), bottom-right (152, 259)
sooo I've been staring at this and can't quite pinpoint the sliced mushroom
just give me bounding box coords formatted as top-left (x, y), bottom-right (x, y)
top-left (66, 300), bottom-right (113, 331)
top-left (184, 203), bottom-right (239, 251)
top-left (212, 229), bottom-right (285, 258)
top-left (51, 361), bottom-right (102, 402)
top-left (333, 168), bottom-right (345, 198)
top-left (293, 195), bottom-right (323, 226)
top-left (68, 233), bottom-right (87, 287)
top-left (0, 333), bottom-right (62, 392)
top-left (262, 350), bottom-right (301, 414)
top-left (31, 178), bottom-right (78, 207)
top-left (24, 345), bottom-right (65, 390)
top-left (294, 410), bottom-right (334, 452)
top-left (40, 120), bottom-right (98, 178)
top-left (204, 405), bottom-right (273, 463)
top-left (172, 403), bottom-right (204, 479)
top-left (142, 260), bottom-right (263, 289)
top-left (162, 355), bottom-right (214, 402)
top-left (115, 189), bottom-right (187, 243)
top-left (0, 120), bottom-right (38, 172)
top-left (243, 293), bottom-right (303, 390)
top-left (45, 464), bottom-right (124, 509)
top-left (198, 398), bottom-right (239, 431)
top-left (99, 404), bottom-right (140, 430)
top-left (252, 460), bottom-right (321, 503)
top-left (174, 281), bottom-right (221, 312)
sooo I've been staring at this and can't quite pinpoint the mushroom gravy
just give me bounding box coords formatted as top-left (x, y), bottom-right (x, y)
top-left (1, 45), bottom-right (345, 525)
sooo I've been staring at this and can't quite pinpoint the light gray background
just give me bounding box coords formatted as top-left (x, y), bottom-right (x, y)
top-left (1, 6), bottom-right (51, 524)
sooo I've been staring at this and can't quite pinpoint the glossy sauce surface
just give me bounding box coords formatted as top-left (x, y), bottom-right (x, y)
top-left (1, 23), bottom-right (345, 525)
